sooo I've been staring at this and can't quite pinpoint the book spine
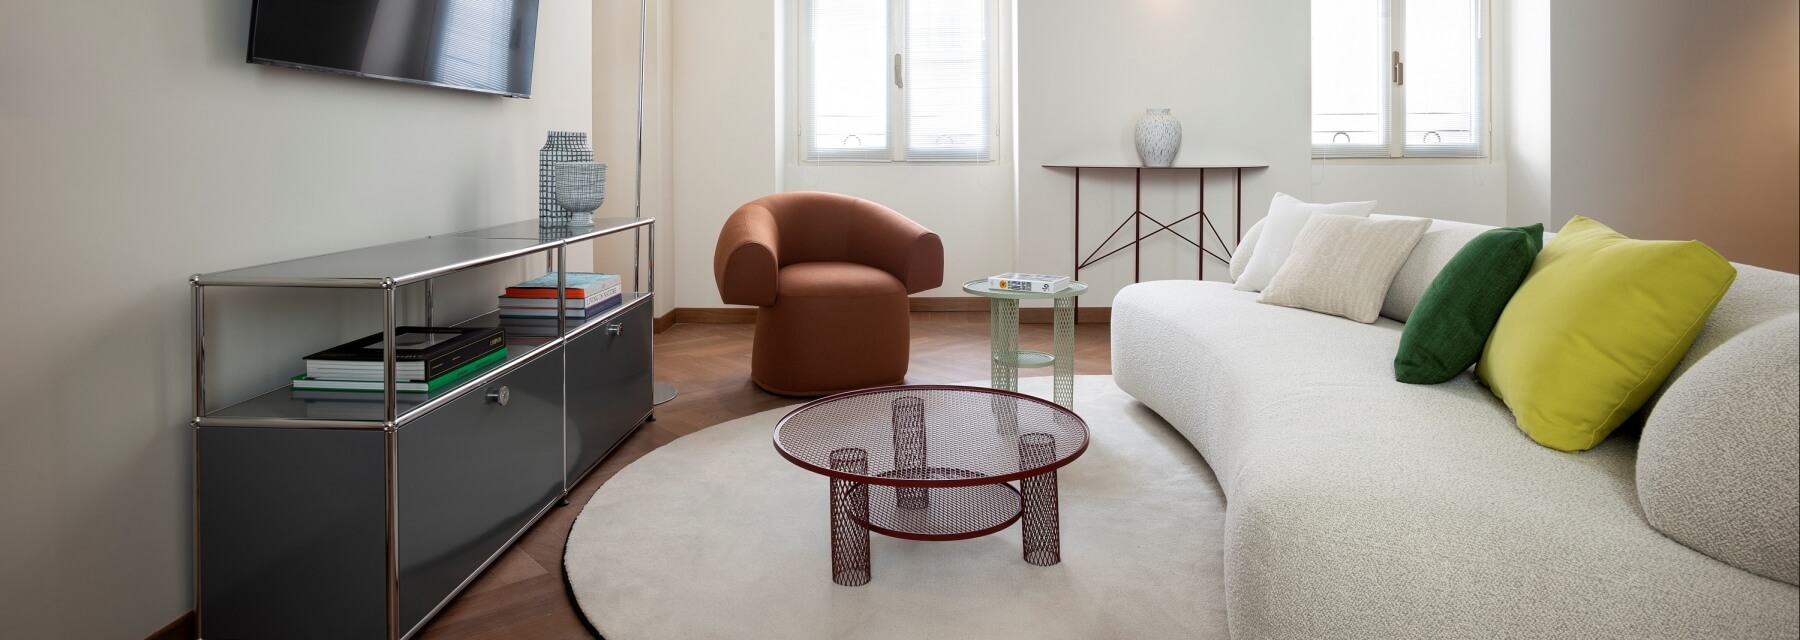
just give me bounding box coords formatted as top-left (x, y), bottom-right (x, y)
top-left (497, 285), bottom-right (622, 307)
top-left (420, 337), bottom-right (506, 380)
top-left (504, 279), bottom-right (621, 298)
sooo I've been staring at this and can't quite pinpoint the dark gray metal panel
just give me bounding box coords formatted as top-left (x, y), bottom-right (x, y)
top-left (566, 302), bottom-right (654, 483)
top-left (198, 427), bottom-right (388, 640)
top-left (395, 350), bottom-right (564, 634)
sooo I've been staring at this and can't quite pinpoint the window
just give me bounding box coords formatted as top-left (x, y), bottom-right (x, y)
top-left (1312, 0), bottom-right (1488, 158)
top-left (802, 0), bottom-right (994, 163)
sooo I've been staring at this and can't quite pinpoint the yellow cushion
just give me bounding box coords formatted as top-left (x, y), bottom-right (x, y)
top-left (1476, 216), bottom-right (1737, 452)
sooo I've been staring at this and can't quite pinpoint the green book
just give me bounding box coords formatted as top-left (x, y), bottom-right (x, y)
top-left (291, 348), bottom-right (507, 393)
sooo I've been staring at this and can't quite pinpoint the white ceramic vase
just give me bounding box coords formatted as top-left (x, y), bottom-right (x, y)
top-left (1134, 109), bottom-right (1182, 167)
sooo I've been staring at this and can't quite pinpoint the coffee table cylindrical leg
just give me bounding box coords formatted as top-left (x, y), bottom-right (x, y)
top-left (1018, 433), bottom-right (1062, 566)
top-left (891, 396), bottom-right (929, 510)
top-left (829, 447), bottom-right (871, 586)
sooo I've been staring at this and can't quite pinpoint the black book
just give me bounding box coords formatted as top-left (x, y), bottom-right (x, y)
top-left (304, 326), bottom-right (506, 381)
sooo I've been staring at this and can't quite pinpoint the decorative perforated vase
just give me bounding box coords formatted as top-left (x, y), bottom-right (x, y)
top-left (1134, 109), bottom-right (1181, 168)
top-left (554, 162), bottom-right (607, 227)
top-left (539, 131), bottom-right (594, 228)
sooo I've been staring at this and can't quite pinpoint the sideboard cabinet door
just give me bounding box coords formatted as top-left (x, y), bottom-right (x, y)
top-left (395, 349), bottom-right (564, 634)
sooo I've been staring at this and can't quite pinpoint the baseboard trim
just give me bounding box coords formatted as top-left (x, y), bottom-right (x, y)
top-left (653, 309), bottom-right (677, 334)
top-left (146, 610), bottom-right (195, 640)
top-left (673, 307), bottom-right (759, 325)
top-left (909, 297), bottom-right (987, 312)
top-left (658, 299), bottom-right (1111, 328)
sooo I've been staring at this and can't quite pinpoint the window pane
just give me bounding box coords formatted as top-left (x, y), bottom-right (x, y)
top-left (905, 0), bottom-right (990, 162)
top-left (1405, 0), bottom-right (1481, 151)
top-left (808, 0), bottom-right (890, 160)
top-left (1312, 0), bottom-right (1387, 149)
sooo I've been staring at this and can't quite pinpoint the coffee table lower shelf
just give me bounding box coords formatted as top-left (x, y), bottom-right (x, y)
top-left (853, 471), bottom-right (1024, 542)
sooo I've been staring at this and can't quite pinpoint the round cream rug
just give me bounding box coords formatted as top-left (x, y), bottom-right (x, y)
top-left (564, 376), bottom-right (1226, 639)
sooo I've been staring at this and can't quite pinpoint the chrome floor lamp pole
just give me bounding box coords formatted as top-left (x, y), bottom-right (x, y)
top-left (640, 0), bottom-right (677, 407)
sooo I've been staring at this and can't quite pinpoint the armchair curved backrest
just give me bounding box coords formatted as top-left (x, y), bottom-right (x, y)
top-left (715, 192), bottom-right (944, 307)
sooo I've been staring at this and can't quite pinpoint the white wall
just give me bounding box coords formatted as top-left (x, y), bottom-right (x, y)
top-left (0, 1), bottom-right (592, 636)
top-left (1015, 0), bottom-right (1304, 304)
top-left (1016, 0), bottom-right (1507, 307)
top-left (1550, 0), bottom-right (1798, 272)
top-left (1502, 0), bottom-right (1552, 228)
top-left (637, 0), bottom-right (1516, 310)
top-left (594, 0), bottom-right (678, 316)
top-left (669, 0), bottom-right (785, 308)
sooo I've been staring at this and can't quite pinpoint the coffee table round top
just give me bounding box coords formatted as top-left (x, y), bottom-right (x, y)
top-left (961, 278), bottom-right (1088, 300)
top-left (774, 385), bottom-right (1089, 488)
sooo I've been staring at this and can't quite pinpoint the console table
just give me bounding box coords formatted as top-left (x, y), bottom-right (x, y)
top-left (1042, 162), bottom-right (1268, 300)
top-left (192, 218), bottom-right (655, 640)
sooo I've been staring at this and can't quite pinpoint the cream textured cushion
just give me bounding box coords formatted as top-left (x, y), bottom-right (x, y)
top-left (1229, 218), bottom-right (1265, 282)
top-left (1258, 214), bottom-right (1430, 323)
top-left (1232, 193), bottom-right (1376, 292)
top-left (1638, 313), bottom-right (1800, 586)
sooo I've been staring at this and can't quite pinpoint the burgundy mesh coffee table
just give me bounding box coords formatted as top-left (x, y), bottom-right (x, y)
top-left (774, 385), bottom-right (1089, 586)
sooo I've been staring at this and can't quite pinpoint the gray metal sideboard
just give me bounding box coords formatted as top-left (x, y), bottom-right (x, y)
top-left (191, 218), bottom-right (656, 640)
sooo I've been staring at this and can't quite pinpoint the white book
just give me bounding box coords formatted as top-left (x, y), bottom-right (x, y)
top-left (987, 273), bottom-right (1072, 293)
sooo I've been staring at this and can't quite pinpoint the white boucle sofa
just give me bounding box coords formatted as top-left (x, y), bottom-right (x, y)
top-left (1112, 217), bottom-right (1800, 639)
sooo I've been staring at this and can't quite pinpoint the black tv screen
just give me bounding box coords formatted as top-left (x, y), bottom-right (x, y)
top-left (248, 0), bottom-right (541, 98)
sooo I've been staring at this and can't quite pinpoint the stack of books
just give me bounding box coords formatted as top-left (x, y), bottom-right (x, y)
top-left (291, 326), bottom-right (507, 400)
top-left (497, 272), bottom-right (623, 338)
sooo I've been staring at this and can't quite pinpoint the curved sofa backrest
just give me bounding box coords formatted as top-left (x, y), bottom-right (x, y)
top-left (1375, 216), bottom-right (1497, 322)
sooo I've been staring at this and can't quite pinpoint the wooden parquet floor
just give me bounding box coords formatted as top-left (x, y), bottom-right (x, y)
top-left (414, 312), bottom-right (1112, 639)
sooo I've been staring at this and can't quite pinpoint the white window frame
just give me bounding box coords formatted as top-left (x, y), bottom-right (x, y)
top-left (797, 0), bottom-right (1001, 164)
top-left (1312, 0), bottom-right (1490, 159)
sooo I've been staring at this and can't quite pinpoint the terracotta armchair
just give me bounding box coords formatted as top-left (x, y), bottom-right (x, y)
top-left (714, 192), bottom-right (944, 396)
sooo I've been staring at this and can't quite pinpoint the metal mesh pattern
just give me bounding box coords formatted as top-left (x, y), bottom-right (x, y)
top-left (1019, 433), bottom-right (1063, 565)
top-left (990, 299), bottom-right (1020, 393)
top-left (776, 386), bottom-right (1088, 486)
top-left (1053, 297), bottom-right (1076, 409)
top-left (829, 447), bottom-right (871, 586)
top-left (859, 479), bottom-right (1022, 540)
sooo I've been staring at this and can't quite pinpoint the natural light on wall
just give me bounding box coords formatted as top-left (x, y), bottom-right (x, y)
top-left (1312, 0), bottom-right (1487, 159)
top-left (804, 0), bottom-right (993, 163)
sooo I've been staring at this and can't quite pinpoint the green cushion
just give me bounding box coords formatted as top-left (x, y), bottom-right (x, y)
top-left (1394, 224), bottom-right (1544, 384)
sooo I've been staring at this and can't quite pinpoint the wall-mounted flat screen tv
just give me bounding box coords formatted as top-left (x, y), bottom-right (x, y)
top-left (248, 0), bottom-right (541, 98)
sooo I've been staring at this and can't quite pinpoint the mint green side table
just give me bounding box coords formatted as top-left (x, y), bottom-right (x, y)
top-left (962, 279), bottom-right (1088, 409)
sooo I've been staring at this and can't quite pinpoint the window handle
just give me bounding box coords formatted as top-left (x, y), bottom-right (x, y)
top-left (1392, 51), bottom-right (1404, 85)
top-left (894, 53), bottom-right (903, 89)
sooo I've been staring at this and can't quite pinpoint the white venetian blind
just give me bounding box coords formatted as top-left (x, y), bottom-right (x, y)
top-left (805, 0), bottom-right (891, 162)
top-left (904, 0), bottom-right (992, 162)
top-left (1403, 0), bottom-right (1485, 157)
top-left (1312, 0), bottom-right (1391, 158)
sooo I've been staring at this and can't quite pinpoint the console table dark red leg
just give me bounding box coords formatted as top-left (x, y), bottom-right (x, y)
top-left (829, 447), bottom-right (871, 586)
top-left (1018, 433), bottom-right (1062, 566)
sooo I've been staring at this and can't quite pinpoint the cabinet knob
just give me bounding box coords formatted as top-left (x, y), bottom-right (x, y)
top-left (486, 386), bottom-right (511, 406)
top-left (606, 323), bottom-right (623, 336)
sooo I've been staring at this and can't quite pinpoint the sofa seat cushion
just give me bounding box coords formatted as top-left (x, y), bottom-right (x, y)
top-left (1112, 280), bottom-right (1799, 639)
top-left (777, 261), bottom-right (907, 298)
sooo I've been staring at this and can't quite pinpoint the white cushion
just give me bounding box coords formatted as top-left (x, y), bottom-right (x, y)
top-left (1258, 215), bottom-right (1430, 323)
top-left (1229, 218), bottom-right (1265, 282)
top-left (1231, 193), bottom-right (1376, 292)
